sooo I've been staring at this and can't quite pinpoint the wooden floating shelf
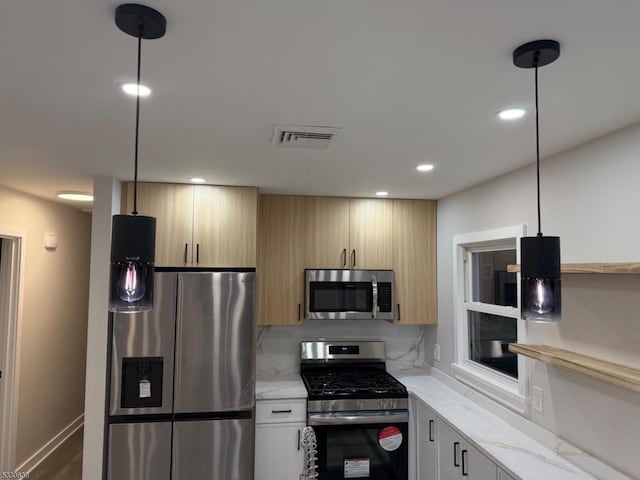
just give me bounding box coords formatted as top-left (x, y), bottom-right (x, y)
top-left (506, 263), bottom-right (640, 274)
top-left (508, 344), bottom-right (640, 394)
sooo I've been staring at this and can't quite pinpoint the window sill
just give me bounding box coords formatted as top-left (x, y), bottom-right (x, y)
top-left (451, 362), bottom-right (527, 415)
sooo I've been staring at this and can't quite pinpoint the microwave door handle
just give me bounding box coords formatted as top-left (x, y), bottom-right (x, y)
top-left (371, 275), bottom-right (378, 319)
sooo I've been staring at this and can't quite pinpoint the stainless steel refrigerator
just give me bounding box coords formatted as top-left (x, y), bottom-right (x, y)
top-left (106, 269), bottom-right (255, 480)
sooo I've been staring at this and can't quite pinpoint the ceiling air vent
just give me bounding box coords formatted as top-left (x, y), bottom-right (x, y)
top-left (272, 124), bottom-right (341, 148)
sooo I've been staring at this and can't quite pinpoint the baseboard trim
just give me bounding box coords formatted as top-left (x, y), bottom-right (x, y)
top-left (16, 414), bottom-right (84, 473)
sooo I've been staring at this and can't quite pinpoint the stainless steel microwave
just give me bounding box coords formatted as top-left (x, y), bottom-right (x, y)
top-left (304, 269), bottom-right (394, 321)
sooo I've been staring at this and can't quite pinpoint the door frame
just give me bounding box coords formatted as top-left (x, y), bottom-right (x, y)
top-left (0, 227), bottom-right (26, 471)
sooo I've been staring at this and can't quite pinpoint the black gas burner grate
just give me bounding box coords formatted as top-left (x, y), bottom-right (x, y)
top-left (301, 367), bottom-right (407, 399)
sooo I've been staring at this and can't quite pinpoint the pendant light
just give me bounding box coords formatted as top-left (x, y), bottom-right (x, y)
top-left (513, 40), bottom-right (561, 322)
top-left (109, 4), bottom-right (166, 313)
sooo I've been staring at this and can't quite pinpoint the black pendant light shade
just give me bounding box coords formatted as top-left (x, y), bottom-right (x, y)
top-left (109, 215), bottom-right (156, 312)
top-left (514, 40), bottom-right (562, 322)
top-left (521, 236), bottom-right (561, 322)
top-left (108, 4), bottom-right (166, 313)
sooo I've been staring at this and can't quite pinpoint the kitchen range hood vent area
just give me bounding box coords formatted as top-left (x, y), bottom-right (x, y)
top-left (272, 124), bottom-right (341, 148)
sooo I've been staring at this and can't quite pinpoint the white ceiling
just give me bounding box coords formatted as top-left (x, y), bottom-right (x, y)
top-left (2, 0), bottom-right (640, 207)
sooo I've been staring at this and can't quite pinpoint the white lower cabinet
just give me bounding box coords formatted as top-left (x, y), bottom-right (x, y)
top-left (255, 398), bottom-right (306, 480)
top-left (436, 420), bottom-right (497, 480)
top-left (498, 468), bottom-right (516, 480)
top-left (415, 400), bottom-right (438, 480)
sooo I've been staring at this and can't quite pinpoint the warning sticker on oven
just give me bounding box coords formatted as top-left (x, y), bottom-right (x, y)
top-left (378, 426), bottom-right (403, 451)
top-left (344, 458), bottom-right (370, 478)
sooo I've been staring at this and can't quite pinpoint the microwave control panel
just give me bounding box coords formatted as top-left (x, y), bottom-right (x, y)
top-left (377, 283), bottom-right (393, 312)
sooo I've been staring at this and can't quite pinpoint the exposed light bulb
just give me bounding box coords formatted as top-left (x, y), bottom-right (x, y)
top-left (376, 191), bottom-right (389, 196)
top-left (416, 164), bottom-right (435, 172)
top-left (117, 262), bottom-right (146, 303)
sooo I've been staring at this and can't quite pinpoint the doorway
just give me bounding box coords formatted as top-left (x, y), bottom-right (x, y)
top-left (0, 231), bottom-right (25, 471)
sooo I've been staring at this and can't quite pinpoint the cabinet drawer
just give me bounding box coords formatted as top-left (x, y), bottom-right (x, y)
top-left (256, 399), bottom-right (306, 424)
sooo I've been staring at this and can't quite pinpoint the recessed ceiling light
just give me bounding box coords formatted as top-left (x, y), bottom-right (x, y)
top-left (376, 191), bottom-right (389, 197)
top-left (498, 108), bottom-right (527, 120)
top-left (121, 83), bottom-right (151, 97)
top-left (416, 164), bottom-right (435, 172)
top-left (189, 177), bottom-right (206, 184)
top-left (57, 192), bottom-right (94, 202)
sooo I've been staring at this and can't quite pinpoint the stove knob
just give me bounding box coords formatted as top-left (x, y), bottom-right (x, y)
top-left (388, 399), bottom-right (395, 409)
top-left (379, 400), bottom-right (386, 409)
top-left (331, 402), bottom-right (339, 411)
top-left (355, 400), bottom-right (363, 410)
top-left (321, 401), bottom-right (329, 411)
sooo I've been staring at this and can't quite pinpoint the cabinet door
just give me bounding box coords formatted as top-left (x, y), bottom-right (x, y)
top-left (349, 198), bottom-right (393, 269)
top-left (255, 423), bottom-right (305, 480)
top-left (392, 200), bottom-right (437, 324)
top-left (124, 182), bottom-right (194, 267)
top-left (258, 195), bottom-right (305, 325)
top-left (437, 420), bottom-right (462, 480)
top-left (193, 186), bottom-right (258, 267)
top-left (498, 468), bottom-right (516, 480)
top-left (416, 401), bottom-right (438, 480)
top-left (461, 442), bottom-right (497, 480)
top-left (303, 196), bottom-right (350, 269)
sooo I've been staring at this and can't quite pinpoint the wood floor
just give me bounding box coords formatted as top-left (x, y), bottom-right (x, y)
top-left (29, 428), bottom-right (83, 480)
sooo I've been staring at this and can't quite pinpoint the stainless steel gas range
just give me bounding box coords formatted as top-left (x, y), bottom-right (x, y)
top-left (300, 341), bottom-right (409, 480)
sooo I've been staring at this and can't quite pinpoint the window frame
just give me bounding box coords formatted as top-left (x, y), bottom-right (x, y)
top-left (452, 225), bottom-right (529, 414)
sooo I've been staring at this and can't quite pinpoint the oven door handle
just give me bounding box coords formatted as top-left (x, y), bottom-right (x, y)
top-left (371, 274), bottom-right (378, 319)
top-left (308, 411), bottom-right (409, 426)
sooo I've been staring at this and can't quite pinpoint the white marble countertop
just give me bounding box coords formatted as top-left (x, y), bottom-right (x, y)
top-left (255, 374), bottom-right (307, 400)
top-left (398, 374), bottom-right (630, 480)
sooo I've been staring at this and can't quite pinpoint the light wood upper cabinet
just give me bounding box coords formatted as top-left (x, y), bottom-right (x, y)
top-left (123, 183), bottom-right (194, 267)
top-left (393, 200), bottom-right (437, 324)
top-left (193, 186), bottom-right (257, 267)
top-left (349, 199), bottom-right (393, 269)
top-left (302, 197), bottom-right (392, 269)
top-left (303, 197), bottom-right (350, 269)
top-left (257, 195), bottom-right (305, 326)
top-left (123, 182), bottom-right (257, 267)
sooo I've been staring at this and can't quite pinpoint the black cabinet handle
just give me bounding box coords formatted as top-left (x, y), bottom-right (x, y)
top-left (428, 419), bottom-right (434, 442)
top-left (351, 249), bottom-right (356, 268)
top-left (271, 409), bottom-right (292, 414)
top-left (196, 243), bottom-right (200, 264)
top-left (184, 243), bottom-right (188, 264)
top-left (397, 303), bottom-right (401, 321)
top-left (298, 303), bottom-right (301, 322)
top-left (297, 429), bottom-right (301, 451)
top-left (342, 248), bottom-right (347, 267)
top-left (461, 449), bottom-right (468, 476)
top-left (453, 442), bottom-right (460, 467)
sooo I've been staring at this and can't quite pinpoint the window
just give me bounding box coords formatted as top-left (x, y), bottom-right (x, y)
top-left (452, 226), bottom-right (528, 413)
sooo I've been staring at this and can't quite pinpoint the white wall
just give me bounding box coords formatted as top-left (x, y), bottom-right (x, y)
top-left (0, 184), bottom-right (91, 468)
top-left (434, 122), bottom-right (640, 477)
top-left (82, 176), bottom-right (119, 480)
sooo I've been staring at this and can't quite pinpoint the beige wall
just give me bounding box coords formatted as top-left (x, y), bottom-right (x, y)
top-left (0, 185), bottom-right (91, 466)
top-left (435, 122), bottom-right (640, 477)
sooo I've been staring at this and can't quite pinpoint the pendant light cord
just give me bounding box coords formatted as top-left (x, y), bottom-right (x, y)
top-left (132, 28), bottom-right (143, 215)
top-left (534, 54), bottom-right (542, 237)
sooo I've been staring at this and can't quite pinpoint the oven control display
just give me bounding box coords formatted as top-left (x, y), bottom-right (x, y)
top-left (344, 458), bottom-right (370, 478)
top-left (378, 426), bottom-right (403, 451)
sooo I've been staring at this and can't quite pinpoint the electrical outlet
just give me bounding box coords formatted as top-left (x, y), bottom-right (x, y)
top-left (433, 344), bottom-right (440, 361)
top-left (532, 386), bottom-right (543, 413)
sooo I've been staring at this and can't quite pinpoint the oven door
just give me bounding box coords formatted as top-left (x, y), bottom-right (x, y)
top-left (308, 413), bottom-right (408, 480)
top-left (305, 269), bottom-right (394, 321)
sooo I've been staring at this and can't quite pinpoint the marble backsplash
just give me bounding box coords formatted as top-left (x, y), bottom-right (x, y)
top-left (257, 320), bottom-right (429, 376)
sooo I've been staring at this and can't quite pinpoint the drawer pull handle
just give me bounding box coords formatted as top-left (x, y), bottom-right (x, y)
top-left (271, 409), bottom-right (292, 414)
top-left (461, 449), bottom-right (468, 476)
top-left (454, 441), bottom-right (460, 467)
top-left (428, 419), bottom-right (434, 442)
top-left (184, 243), bottom-right (188, 264)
